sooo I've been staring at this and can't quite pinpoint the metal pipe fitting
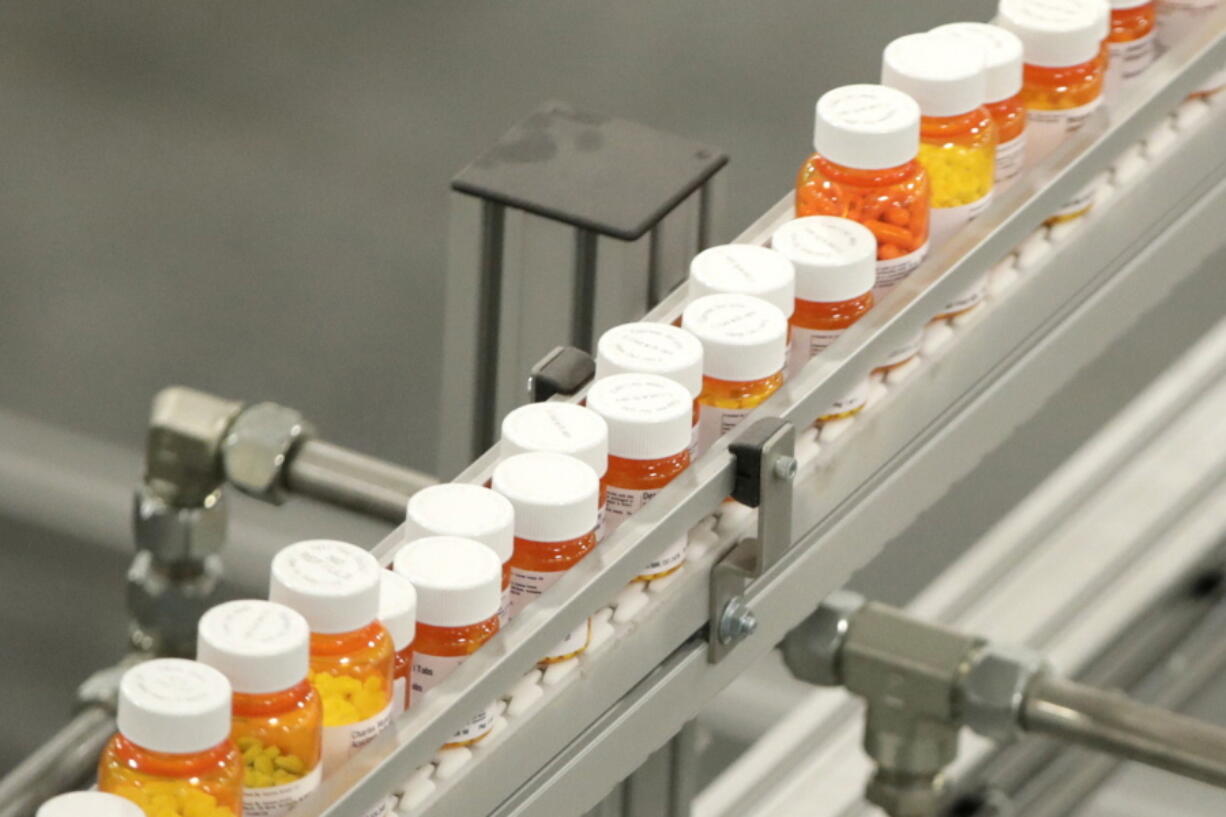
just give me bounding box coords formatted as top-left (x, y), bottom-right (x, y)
top-left (1023, 675), bottom-right (1226, 788)
top-left (784, 593), bottom-right (1226, 817)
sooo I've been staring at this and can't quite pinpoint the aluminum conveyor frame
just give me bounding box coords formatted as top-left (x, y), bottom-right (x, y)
top-left (280, 20), bottom-right (1226, 817)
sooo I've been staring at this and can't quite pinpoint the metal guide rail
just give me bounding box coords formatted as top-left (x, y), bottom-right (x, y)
top-left (284, 23), bottom-right (1226, 817)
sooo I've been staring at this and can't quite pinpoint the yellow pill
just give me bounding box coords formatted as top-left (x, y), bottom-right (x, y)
top-left (274, 754), bottom-right (306, 774)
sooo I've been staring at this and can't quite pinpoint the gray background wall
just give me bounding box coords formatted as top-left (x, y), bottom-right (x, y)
top-left (2, 0), bottom-right (1224, 800)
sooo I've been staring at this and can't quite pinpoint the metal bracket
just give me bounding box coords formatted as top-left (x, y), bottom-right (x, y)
top-left (528, 345), bottom-right (596, 403)
top-left (708, 417), bottom-right (796, 663)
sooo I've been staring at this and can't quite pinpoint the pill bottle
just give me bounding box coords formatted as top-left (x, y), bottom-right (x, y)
top-left (492, 451), bottom-right (599, 661)
top-left (196, 601), bottom-right (322, 817)
top-left (999, 0), bottom-right (1106, 222)
top-left (269, 540), bottom-right (393, 777)
top-left (37, 792), bottom-right (146, 817)
top-left (404, 483), bottom-right (515, 624)
top-left (595, 322), bottom-right (704, 462)
top-left (586, 373), bottom-right (693, 580)
top-left (770, 217), bottom-right (876, 421)
top-left (1157, 0), bottom-right (1225, 97)
top-left (392, 535), bottom-right (502, 747)
top-left (1103, 0), bottom-right (1158, 102)
top-left (931, 23), bottom-right (1028, 188)
top-left (796, 85), bottom-right (928, 372)
top-left (378, 572), bottom-right (417, 716)
top-left (687, 245), bottom-right (796, 357)
top-left (883, 32), bottom-right (995, 253)
top-left (98, 659), bottom-right (242, 817)
top-left (500, 403), bottom-right (608, 542)
top-left (682, 293), bottom-right (788, 456)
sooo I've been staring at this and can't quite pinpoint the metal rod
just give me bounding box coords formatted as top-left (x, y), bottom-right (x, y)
top-left (0, 708), bottom-right (114, 817)
top-left (284, 440), bottom-right (436, 523)
top-left (1023, 675), bottom-right (1226, 789)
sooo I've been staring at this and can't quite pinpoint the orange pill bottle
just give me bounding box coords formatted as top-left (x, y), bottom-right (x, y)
top-left (1000, 0), bottom-right (1106, 222)
top-left (197, 600), bottom-right (323, 817)
top-left (771, 217), bottom-right (876, 421)
top-left (269, 539), bottom-right (394, 788)
top-left (500, 403), bottom-right (609, 543)
top-left (404, 483), bottom-right (515, 625)
top-left (493, 451), bottom-right (599, 662)
top-left (796, 84), bottom-right (928, 371)
top-left (378, 572), bottom-right (417, 716)
top-left (586, 373), bottom-right (693, 580)
top-left (683, 293), bottom-right (788, 456)
top-left (98, 659), bottom-right (243, 817)
top-left (687, 245), bottom-right (796, 363)
top-left (1157, 0), bottom-right (1225, 97)
top-left (596, 322), bottom-right (704, 463)
top-left (1104, 0), bottom-right (1158, 103)
top-left (393, 536), bottom-right (502, 748)
top-left (931, 23), bottom-right (1028, 188)
top-left (38, 792), bottom-right (144, 817)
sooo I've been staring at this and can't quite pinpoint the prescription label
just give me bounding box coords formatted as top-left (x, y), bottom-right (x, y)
top-left (1025, 99), bottom-right (1101, 167)
top-left (322, 703), bottom-right (392, 770)
top-left (930, 192), bottom-right (992, 250)
top-left (876, 331), bottom-right (922, 371)
top-left (873, 242), bottom-right (928, 301)
top-left (695, 405), bottom-right (752, 457)
top-left (688, 421), bottom-right (700, 464)
top-left (937, 278), bottom-right (987, 320)
top-left (787, 327), bottom-right (871, 419)
top-left (411, 652), bottom-right (497, 744)
top-left (604, 485), bottom-right (688, 578)
top-left (243, 766), bottom-right (322, 817)
top-left (995, 133), bottom-right (1027, 186)
top-left (1105, 30), bottom-right (1156, 106)
top-left (508, 567), bottom-right (592, 660)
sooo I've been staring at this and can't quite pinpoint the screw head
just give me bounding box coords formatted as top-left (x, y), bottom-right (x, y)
top-left (719, 597), bottom-right (758, 645)
top-left (773, 455), bottom-right (798, 481)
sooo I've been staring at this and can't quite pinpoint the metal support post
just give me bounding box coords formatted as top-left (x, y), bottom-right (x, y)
top-left (438, 101), bottom-right (728, 475)
top-left (709, 418), bottom-right (796, 663)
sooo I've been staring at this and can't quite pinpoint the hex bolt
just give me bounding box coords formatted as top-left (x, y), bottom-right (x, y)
top-left (773, 455), bottom-right (798, 481)
top-left (718, 597), bottom-right (758, 645)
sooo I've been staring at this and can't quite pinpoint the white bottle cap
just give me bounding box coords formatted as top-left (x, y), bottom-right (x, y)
top-left (491, 452), bottom-right (599, 543)
top-left (813, 84), bottom-right (921, 170)
top-left (393, 536), bottom-right (502, 628)
top-left (770, 217), bottom-right (876, 304)
top-left (998, 0), bottom-right (1105, 67)
top-left (379, 571), bottom-right (418, 651)
top-left (882, 33), bottom-right (988, 117)
top-left (1109, 0), bottom-right (1149, 9)
top-left (196, 600), bottom-right (310, 695)
top-left (595, 322), bottom-right (704, 399)
top-left (405, 483), bottom-right (515, 563)
top-left (37, 793), bottom-right (145, 817)
top-left (500, 403), bottom-right (608, 478)
top-left (586, 374), bottom-right (693, 461)
top-left (681, 293), bottom-right (788, 383)
top-left (1089, 0), bottom-right (1111, 37)
top-left (116, 659), bottom-right (232, 754)
top-left (929, 23), bottom-right (1025, 103)
top-left (269, 540), bottom-right (382, 635)
top-left (688, 245), bottom-right (795, 318)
